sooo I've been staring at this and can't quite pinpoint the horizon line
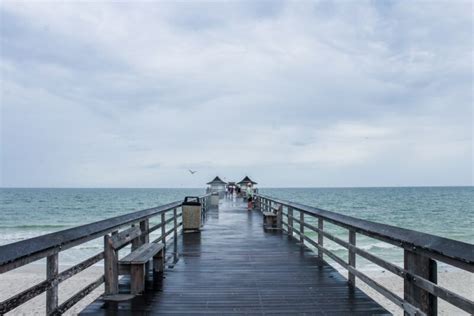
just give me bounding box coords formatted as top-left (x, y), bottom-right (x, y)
top-left (1, 185), bottom-right (472, 190)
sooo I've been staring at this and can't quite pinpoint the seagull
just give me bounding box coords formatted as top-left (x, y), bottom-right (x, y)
top-left (188, 169), bottom-right (197, 175)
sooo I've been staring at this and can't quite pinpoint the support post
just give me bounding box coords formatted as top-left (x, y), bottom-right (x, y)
top-left (46, 253), bottom-right (58, 315)
top-left (288, 207), bottom-right (293, 237)
top-left (318, 218), bottom-right (323, 259)
top-left (173, 208), bottom-right (178, 261)
top-left (299, 211), bottom-right (304, 244)
top-left (138, 219), bottom-right (150, 273)
top-left (104, 235), bottom-right (118, 295)
top-left (131, 223), bottom-right (139, 251)
top-left (404, 250), bottom-right (437, 315)
top-left (348, 230), bottom-right (356, 286)
top-left (161, 212), bottom-right (166, 250)
top-left (140, 219), bottom-right (149, 245)
top-left (277, 205), bottom-right (282, 230)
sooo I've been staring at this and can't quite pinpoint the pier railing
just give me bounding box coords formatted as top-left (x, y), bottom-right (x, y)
top-left (0, 195), bottom-right (210, 315)
top-left (256, 194), bottom-right (474, 316)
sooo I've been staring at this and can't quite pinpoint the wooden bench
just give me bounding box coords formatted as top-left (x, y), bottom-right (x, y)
top-left (104, 226), bottom-right (165, 296)
top-left (119, 243), bottom-right (164, 294)
top-left (263, 203), bottom-right (282, 230)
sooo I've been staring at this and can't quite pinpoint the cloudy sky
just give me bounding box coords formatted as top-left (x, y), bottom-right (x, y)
top-left (1, 1), bottom-right (472, 188)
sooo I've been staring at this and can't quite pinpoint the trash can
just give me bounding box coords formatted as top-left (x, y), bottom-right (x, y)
top-left (210, 192), bottom-right (219, 208)
top-left (182, 196), bottom-right (202, 232)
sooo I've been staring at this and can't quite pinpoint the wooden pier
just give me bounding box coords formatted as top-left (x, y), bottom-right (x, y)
top-left (81, 199), bottom-right (388, 315)
top-left (1, 193), bottom-right (473, 315)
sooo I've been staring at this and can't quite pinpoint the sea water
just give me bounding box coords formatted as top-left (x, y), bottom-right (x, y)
top-left (0, 187), bottom-right (472, 270)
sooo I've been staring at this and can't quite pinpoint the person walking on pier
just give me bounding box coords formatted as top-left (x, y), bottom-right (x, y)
top-left (246, 183), bottom-right (254, 210)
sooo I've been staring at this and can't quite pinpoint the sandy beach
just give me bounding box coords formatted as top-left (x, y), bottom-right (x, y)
top-left (335, 266), bottom-right (473, 316)
top-left (1, 263), bottom-right (472, 315)
top-left (0, 264), bottom-right (103, 316)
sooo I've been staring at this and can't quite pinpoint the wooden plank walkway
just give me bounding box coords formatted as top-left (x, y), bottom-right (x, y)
top-left (81, 199), bottom-right (389, 315)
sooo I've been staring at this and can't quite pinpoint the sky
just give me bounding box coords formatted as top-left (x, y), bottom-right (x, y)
top-left (0, 1), bottom-right (472, 188)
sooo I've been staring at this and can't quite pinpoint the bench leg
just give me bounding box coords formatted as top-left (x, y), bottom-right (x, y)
top-left (130, 264), bottom-right (145, 295)
top-left (264, 216), bottom-right (272, 228)
top-left (153, 249), bottom-right (165, 274)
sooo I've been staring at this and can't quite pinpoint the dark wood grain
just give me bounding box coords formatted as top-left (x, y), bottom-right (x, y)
top-left (404, 250), bottom-right (437, 315)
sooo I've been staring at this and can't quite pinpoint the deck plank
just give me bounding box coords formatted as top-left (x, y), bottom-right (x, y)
top-left (80, 199), bottom-right (389, 315)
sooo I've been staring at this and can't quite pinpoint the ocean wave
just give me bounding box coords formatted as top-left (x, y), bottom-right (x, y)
top-left (313, 241), bottom-right (396, 252)
top-left (0, 224), bottom-right (72, 229)
top-left (360, 242), bottom-right (396, 251)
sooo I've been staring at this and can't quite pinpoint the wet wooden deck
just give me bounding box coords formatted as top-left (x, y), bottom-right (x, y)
top-left (80, 199), bottom-right (389, 315)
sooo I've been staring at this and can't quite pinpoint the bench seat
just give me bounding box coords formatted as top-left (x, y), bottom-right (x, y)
top-left (262, 211), bottom-right (277, 217)
top-left (262, 212), bottom-right (278, 230)
top-left (119, 243), bottom-right (164, 265)
top-left (118, 242), bottom-right (165, 294)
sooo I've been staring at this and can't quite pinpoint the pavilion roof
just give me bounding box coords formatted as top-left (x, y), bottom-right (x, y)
top-left (237, 176), bottom-right (257, 185)
top-left (206, 176), bottom-right (227, 185)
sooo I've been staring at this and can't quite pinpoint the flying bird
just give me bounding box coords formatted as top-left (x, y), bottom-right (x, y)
top-left (188, 169), bottom-right (197, 175)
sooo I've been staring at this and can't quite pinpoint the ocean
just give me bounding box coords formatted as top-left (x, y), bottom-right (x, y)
top-left (0, 187), bottom-right (472, 270)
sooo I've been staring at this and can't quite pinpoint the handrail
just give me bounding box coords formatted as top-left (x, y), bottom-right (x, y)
top-left (0, 200), bottom-right (182, 273)
top-left (257, 194), bottom-right (473, 271)
top-left (256, 194), bottom-right (474, 316)
top-left (0, 193), bottom-right (211, 315)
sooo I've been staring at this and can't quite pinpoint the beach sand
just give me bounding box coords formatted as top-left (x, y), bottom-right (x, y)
top-left (0, 264), bottom-right (103, 316)
top-left (334, 266), bottom-right (474, 316)
top-left (1, 264), bottom-right (472, 315)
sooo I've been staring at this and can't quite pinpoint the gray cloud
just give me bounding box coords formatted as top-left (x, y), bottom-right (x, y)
top-left (1, 0), bottom-right (472, 188)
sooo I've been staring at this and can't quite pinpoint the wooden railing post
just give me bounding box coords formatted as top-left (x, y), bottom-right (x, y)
top-left (404, 250), bottom-right (437, 315)
top-left (104, 234), bottom-right (118, 295)
top-left (173, 208), bottom-right (178, 261)
top-left (131, 223), bottom-right (139, 251)
top-left (277, 205), bottom-right (282, 230)
top-left (161, 212), bottom-right (166, 250)
top-left (348, 230), bottom-right (356, 286)
top-left (138, 219), bottom-right (150, 272)
top-left (318, 218), bottom-right (323, 259)
top-left (288, 207), bottom-right (293, 237)
top-left (299, 211), bottom-right (304, 244)
top-left (46, 253), bottom-right (58, 315)
top-left (140, 219), bottom-right (149, 245)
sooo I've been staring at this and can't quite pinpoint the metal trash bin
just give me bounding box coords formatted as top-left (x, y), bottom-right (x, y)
top-left (210, 192), bottom-right (219, 208)
top-left (182, 196), bottom-right (202, 232)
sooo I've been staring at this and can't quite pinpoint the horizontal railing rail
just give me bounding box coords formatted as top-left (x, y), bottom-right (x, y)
top-left (256, 194), bottom-right (474, 316)
top-left (0, 194), bottom-right (211, 315)
top-left (0, 201), bottom-right (182, 273)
